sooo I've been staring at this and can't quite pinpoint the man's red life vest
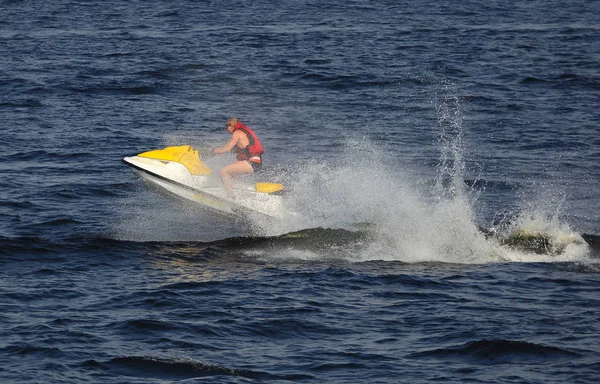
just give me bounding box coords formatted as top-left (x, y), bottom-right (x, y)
top-left (232, 121), bottom-right (264, 162)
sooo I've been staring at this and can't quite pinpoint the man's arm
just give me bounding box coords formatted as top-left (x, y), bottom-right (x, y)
top-left (213, 131), bottom-right (242, 154)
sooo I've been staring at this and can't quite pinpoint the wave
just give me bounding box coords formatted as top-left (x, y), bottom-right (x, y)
top-left (2, 344), bottom-right (66, 358)
top-left (409, 339), bottom-right (583, 364)
top-left (68, 83), bottom-right (160, 95)
top-left (299, 72), bottom-right (392, 89)
top-left (5, 149), bottom-right (92, 161)
top-left (81, 355), bottom-right (308, 381)
top-left (0, 99), bottom-right (44, 108)
top-left (111, 318), bottom-right (186, 332)
top-left (2, 227), bottom-right (598, 264)
top-left (84, 356), bottom-right (261, 380)
top-left (520, 74), bottom-right (600, 89)
top-left (239, 317), bottom-right (350, 338)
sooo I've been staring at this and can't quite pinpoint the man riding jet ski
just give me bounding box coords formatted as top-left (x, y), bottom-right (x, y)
top-left (122, 119), bottom-right (289, 219)
top-left (212, 118), bottom-right (264, 198)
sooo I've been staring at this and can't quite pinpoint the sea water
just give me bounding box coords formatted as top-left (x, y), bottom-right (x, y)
top-left (1, 1), bottom-right (599, 383)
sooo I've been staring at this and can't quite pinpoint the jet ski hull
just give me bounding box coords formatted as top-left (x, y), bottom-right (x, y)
top-left (123, 147), bottom-right (289, 219)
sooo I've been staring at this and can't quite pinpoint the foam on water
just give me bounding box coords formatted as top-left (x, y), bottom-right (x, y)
top-left (112, 187), bottom-right (244, 242)
top-left (253, 146), bottom-right (495, 264)
top-left (251, 80), bottom-right (591, 264)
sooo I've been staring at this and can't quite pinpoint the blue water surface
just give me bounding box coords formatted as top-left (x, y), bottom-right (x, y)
top-left (1, 0), bottom-right (599, 383)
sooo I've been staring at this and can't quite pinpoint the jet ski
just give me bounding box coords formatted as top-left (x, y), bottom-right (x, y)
top-left (123, 145), bottom-right (290, 219)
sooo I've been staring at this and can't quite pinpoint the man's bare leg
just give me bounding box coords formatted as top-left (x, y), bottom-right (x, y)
top-left (219, 161), bottom-right (253, 197)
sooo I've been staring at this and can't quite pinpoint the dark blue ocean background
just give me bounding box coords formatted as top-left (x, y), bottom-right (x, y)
top-left (1, 0), bottom-right (599, 382)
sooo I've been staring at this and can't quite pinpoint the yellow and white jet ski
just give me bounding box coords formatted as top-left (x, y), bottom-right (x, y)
top-left (123, 145), bottom-right (289, 219)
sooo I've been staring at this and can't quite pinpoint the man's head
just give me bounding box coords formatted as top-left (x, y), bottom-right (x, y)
top-left (226, 118), bottom-right (238, 133)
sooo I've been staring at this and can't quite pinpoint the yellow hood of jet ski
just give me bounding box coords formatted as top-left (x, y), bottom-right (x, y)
top-left (138, 145), bottom-right (212, 176)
